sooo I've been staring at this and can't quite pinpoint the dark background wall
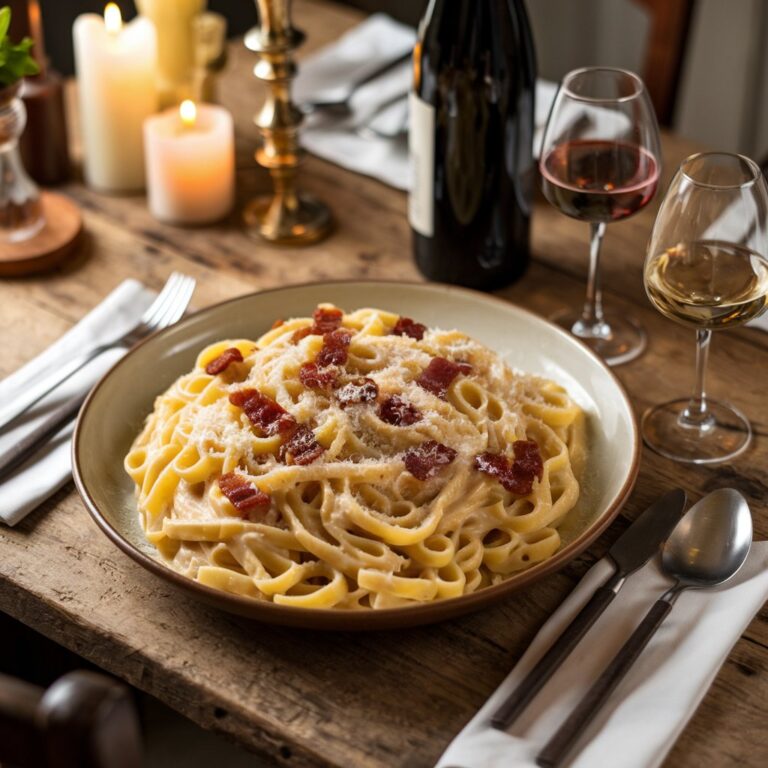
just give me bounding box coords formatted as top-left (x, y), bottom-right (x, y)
top-left (31, 0), bottom-right (425, 76)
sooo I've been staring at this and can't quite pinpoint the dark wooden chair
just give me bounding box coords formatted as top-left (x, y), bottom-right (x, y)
top-left (0, 670), bottom-right (143, 768)
top-left (634, 0), bottom-right (695, 125)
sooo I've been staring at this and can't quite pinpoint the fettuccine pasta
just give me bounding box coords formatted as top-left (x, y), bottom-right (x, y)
top-left (125, 305), bottom-right (585, 609)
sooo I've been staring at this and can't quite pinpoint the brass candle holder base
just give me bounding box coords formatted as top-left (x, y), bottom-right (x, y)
top-left (244, 192), bottom-right (332, 246)
top-left (245, 0), bottom-right (332, 247)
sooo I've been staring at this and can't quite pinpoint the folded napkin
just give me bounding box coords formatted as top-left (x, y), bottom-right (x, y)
top-left (294, 14), bottom-right (558, 190)
top-left (0, 280), bottom-right (155, 526)
top-left (437, 541), bottom-right (768, 768)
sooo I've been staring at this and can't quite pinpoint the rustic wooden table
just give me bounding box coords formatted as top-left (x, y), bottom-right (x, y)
top-left (0, 1), bottom-right (766, 766)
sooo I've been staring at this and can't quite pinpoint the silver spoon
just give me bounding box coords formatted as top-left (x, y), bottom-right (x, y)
top-left (538, 488), bottom-right (753, 768)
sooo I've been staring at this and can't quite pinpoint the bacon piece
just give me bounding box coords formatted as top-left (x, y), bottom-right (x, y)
top-left (299, 362), bottom-right (339, 390)
top-left (291, 306), bottom-right (345, 344)
top-left (312, 306), bottom-right (344, 334)
top-left (229, 387), bottom-right (326, 465)
top-left (291, 306), bottom-right (346, 345)
top-left (392, 316), bottom-right (427, 341)
top-left (291, 327), bottom-right (313, 345)
top-left (512, 440), bottom-right (544, 483)
top-left (229, 388), bottom-right (296, 436)
top-left (279, 424), bottom-right (324, 465)
top-left (474, 440), bottom-right (543, 495)
top-left (474, 452), bottom-right (511, 483)
top-left (218, 472), bottom-right (270, 516)
top-left (378, 395), bottom-right (421, 426)
top-left (271, 318), bottom-right (285, 329)
top-left (205, 347), bottom-right (244, 375)
top-left (316, 329), bottom-right (352, 367)
top-left (417, 357), bottom-right (473, 398)
top-left (336, 377), bottom-right (378, 407)
top-left (502, 468), bottom-right (536, 496)
top-left (404, 440), bottom-right (457, 481)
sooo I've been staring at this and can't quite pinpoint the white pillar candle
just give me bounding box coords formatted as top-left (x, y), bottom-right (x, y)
top-left (73, 4), bottom-right (157, 192)
top-left (143, 100), bottom-right (235, 224)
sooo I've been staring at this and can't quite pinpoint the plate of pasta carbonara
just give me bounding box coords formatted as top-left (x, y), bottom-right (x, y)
top-left (73, 282), bottom-right (638, 629)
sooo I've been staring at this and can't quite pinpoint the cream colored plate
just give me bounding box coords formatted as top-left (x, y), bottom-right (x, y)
top-left (73, 281), bottom-right (639, 630)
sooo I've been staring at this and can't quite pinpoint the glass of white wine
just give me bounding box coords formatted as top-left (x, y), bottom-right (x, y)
top-left (643, 152), bottom-right (768, 464)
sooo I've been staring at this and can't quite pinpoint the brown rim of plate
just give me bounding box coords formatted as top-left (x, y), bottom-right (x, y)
top-left (72, 279), bottom-right (641, 630)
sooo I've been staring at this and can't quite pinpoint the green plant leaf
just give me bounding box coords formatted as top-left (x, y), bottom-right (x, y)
top-left (0, 8), bottom-right (11, 43)
top-left (0, 7), bottom-right (40, 87)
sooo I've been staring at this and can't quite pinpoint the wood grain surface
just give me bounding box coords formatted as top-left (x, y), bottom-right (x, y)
top-left (0, 2), bottom-right (766, 767)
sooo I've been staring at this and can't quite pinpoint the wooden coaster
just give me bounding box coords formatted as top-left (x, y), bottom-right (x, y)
top-left (0, 192), bottom-right (83, 277)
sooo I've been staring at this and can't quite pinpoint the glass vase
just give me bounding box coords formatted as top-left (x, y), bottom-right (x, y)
top-left (0, 82), bottom-right (45, 244)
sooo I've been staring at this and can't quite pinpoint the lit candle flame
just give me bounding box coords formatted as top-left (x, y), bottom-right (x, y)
top-left (104, 3), bottom-right (122, 35)
top-left (179, 100), bottom-right (197, 129)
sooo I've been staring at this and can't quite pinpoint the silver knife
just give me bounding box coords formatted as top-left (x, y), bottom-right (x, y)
top-left (490, 488), bottom-right (687, 730)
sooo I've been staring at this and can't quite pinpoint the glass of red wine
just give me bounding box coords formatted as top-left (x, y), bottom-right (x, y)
top-left (540, 67), bottom-right (661, 365)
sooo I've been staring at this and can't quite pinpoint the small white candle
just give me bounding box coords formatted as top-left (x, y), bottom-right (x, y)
top-left (73, 4), bottom-right (157, 192)
top-left (143, 100), bottom-right (235, 224)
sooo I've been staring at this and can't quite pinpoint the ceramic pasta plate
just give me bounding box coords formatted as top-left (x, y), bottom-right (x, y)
top-left (72, 281), bottom-right (639, 630)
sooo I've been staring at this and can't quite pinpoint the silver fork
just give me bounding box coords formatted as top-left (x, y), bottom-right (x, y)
top-left (0, 273), bottom-right (196, 481)
top-left (0, 272), bottom-right (196, 433)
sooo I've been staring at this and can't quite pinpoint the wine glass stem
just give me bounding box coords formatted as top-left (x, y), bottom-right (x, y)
top-left (680, 329), bottom-right (715, 429)
top-left (580, 222), bottom-right (607, 330)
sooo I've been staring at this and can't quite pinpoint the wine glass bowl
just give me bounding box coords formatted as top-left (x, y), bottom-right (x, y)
top-left (539, 67), bottom-right (662, 365)
top-left (642, 151), bottom-right (768, 464)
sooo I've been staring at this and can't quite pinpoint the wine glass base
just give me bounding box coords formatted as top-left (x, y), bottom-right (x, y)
top-left (549, 309), bottom-right (646, 366)
top-left (641, 398), bottom-right (752, 465)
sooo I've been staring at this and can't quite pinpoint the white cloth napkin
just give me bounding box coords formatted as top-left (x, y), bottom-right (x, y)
top-left (0, 280), bottom-right (155, 526)
top-left (294, 14), bottom-right (558, 190)
top-left (437, 541), bottom-right (768, 768)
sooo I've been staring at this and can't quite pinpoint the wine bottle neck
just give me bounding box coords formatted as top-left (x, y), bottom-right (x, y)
top-left (421, 0), bottom-right (531, 49)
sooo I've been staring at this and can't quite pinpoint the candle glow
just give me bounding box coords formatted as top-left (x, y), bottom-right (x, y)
top-left (104, 3), bottom-right (122, 35)
top-left (144, 103), bottom-right (235, 224)
top-left (179, 100), bottom-right (197, 129)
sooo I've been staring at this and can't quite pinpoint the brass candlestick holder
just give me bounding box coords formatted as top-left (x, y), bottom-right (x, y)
top-left (244, 0), bottom-right (332, 245)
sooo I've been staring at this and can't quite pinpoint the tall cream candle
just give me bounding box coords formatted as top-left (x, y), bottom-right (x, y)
top-left (73, 4), bottom-right (157, 192)
top-left (137, 0), bottom-right (206, 107)
top-left (144, 100), bottom-right (234, 224)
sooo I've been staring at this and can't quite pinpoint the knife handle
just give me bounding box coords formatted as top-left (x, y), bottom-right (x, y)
top-left (490, 582), bottom-right (620, 730)
top-left (537, 598), bottom-right (673, 767)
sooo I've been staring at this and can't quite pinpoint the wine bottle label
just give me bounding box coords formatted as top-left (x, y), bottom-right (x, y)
top-left (408, 92), bottom-right (435, 238)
